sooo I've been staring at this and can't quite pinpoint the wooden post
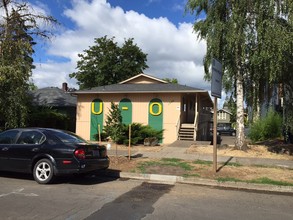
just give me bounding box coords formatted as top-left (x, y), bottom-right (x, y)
top-left (98, 124), bottom-right (101, 143)
top-left (213, 97), bottom-right (218, 173)
top-left (128, 124), bottom-right (131, 160)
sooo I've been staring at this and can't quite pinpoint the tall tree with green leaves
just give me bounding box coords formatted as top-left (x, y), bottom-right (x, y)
top-left (70, 36), bottom-right (148, 89)
top-left (0, 0), bottom-right (57, 129)
top-left (162, 78), bottom-right (178, 84)
top-left (186, 0), bottom-right (293, 150)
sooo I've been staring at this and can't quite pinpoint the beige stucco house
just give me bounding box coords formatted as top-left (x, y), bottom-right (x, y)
top-left (72, 73), bottom-right (213, 144)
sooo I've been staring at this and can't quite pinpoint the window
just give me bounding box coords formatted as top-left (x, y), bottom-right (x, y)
top-left (16, 131), bottom-right (45, 145)
top-left (50, 130), bottom-right (87, 144)
top-left (0, 130), bottom-right (19, 144)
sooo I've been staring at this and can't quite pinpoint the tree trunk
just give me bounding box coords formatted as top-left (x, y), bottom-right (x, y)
top-left (235, 69), bottom-right (247, 150)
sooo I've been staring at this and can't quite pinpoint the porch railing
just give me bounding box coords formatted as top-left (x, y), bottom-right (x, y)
top-left (193, 112), bottom-right (199, 141)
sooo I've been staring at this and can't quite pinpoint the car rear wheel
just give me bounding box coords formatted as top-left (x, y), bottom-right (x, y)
top-left (231, 131), bottom-right (236, 136)
top-left (33, 159), bottom-right (54, 184)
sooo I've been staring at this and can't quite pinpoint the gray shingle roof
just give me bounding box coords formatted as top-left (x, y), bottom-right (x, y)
top-left (30, 87), bottom-right (77, 107)
top-left (73, 83), bottom-right (206, 94)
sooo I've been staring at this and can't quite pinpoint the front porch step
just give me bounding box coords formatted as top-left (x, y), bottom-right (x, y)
top-left (178, 125), bottom-right (194, 141)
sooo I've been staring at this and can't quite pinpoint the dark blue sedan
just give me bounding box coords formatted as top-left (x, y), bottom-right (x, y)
top-left (0, 128), bottom-right (109, 184)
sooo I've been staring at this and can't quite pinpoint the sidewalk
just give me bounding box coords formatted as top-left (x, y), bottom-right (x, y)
top-left (106, 140), bottom-right (293, 194)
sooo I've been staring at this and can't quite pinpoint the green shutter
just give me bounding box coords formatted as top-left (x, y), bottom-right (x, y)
top-left (148, 98), bottom-right (163, 142)
top-left (119, 98), bottom-right (132, 125)
top-left (90, 99), bottom-right (104, 141)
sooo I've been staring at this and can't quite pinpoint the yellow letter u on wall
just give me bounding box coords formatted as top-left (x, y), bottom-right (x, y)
top-left (91, 102), bottom-right (103, 115)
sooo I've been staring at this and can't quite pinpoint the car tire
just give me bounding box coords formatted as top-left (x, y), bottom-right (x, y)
top-left (231, 131), bottom-right (236, 136)
top-left (33, 159), bottom-right (54, 184)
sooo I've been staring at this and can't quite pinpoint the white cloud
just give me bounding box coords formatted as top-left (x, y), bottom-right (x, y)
top-left (32, 0), bottom-right (209, 91)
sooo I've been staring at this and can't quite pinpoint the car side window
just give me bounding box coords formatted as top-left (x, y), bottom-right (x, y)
top-left (0, 130), bottom-right (19, 144)
top-left (16, 131), bottom-right (46, 145)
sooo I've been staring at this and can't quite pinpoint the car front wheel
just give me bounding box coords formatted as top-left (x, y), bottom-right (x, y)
top-left (33, 159), bottom-right (54, 184)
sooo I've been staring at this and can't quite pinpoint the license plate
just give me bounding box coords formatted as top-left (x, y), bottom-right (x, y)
top-left (93, 150), bottom-right (100, 157)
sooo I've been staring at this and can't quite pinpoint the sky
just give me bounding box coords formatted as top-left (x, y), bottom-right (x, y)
top-left (26, 0), bottom-right (213, 96)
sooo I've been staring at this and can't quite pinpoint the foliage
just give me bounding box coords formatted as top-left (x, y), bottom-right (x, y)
top-left (0, 0), bottom-right (57, 129)
top-left (70, 36), bottom-right (148, 89)
top-left (28, 107), bottom-right (70, 130)
top-left (117, 123), bottom-right (163, 145)
top-left (248, 109), bottom-right (282, 142)
top-left (162, 78), bottom-right (178, 84)
top-left (103, 102), bottom-right (124, 144)
top-left (186, 0), bottom-right (293, 150)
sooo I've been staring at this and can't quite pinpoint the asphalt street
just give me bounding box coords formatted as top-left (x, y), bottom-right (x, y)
top-left (0, 173), bottom-right (292, 220)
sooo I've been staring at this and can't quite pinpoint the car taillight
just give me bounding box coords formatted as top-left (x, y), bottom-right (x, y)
top-left (74, 149), bottom-right (85, 159)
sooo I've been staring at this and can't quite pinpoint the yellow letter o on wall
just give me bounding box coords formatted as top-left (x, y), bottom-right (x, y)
top-left (91, 102), bottom-right (103, 115)
top-left (150, 102), bottom-right (162, 116)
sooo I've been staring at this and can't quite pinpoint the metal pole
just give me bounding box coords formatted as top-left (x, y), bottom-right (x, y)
top-left (213, 97), bottom-right (218, 173)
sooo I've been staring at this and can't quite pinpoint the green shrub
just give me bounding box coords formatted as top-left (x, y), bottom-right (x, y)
top-left (248, 109), bottom-right (282, 142)
top-left (117, 123), bottom-right (163, 145)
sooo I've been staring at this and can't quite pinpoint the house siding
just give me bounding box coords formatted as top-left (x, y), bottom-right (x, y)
top-left (75, 93), bottom-right (181, 144)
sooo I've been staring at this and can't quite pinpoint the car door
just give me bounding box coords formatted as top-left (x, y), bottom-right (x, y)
top-left (7, 130), bottom-right (45, 172)
top-left (0, 130), bottom-right (20, 171)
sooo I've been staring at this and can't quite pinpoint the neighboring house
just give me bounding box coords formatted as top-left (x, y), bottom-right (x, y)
top-left (30, 83), bottom-right (77, 131)
top-left (72, 73), bottom-right (213, 144)
top-left (210, 108), bottom-right (233, 124)
top-left (217, 108), bottom-right (232, 124)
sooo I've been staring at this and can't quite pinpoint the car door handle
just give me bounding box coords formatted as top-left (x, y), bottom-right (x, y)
top-left (32, 148), bottom-right (39, 152)
top-left (2, 147), bottom-right (8, 151)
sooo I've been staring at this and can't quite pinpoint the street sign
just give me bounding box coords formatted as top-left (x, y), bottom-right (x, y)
top-left (211, 58), bottom-right (222, 98)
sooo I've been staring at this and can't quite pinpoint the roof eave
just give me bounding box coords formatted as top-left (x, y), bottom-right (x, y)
top-left (71, 90), bottom-right (207, 94)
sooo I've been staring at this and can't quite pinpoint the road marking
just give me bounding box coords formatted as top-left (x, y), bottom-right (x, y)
top-left (0, 188), bottom-right (38, 198)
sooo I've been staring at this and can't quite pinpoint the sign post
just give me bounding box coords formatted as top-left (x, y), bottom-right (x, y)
top-left (211, 58), bottom-right (222, 173)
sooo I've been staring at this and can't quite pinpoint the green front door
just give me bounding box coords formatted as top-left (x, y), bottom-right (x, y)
top-left (119, 98), bottom-right (132, 125)
top-left (148, 98), bottom-right (163, 142)
top-left (90, 99), bottom-right (104, 141)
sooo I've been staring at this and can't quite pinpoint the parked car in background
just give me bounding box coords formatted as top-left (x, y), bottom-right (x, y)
top-left (0, 128), bottom-right (109, 184)
top-left (210, 123), bottom-right (236, 136)
top-left (216, 123), bottom-right (236, 136)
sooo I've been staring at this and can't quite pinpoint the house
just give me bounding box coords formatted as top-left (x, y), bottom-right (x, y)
top-left (72, 73), bottom-right (213, 144)
top-left (216, 108), bottom-right (233, 124)
top-left (29, 83), bottom-right (77, 131)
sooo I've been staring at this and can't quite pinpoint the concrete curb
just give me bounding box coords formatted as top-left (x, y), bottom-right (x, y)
top-left (101, 171), bottom-right (293, 194)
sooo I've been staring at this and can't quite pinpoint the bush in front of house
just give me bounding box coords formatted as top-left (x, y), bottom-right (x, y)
top-left (248, 109), bottom-right (282, 143)
top-left (96, 102), bottom-right (163, 145)
top-left (28, 107), bottom-right (70, 130)
top-left (118, 123), bottom-right (163, 145)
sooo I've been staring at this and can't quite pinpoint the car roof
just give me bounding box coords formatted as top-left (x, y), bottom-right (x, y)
top-left (1, 128), bottom-right (65, 133)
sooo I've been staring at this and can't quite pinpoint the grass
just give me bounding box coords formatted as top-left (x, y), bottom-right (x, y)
top-left (193, 160), bottom-right (213, 165)
top-left (224, 162), bottom-right (242, 167)
top-left (217, 177), bottom-right (293, 186)
top-left (134, 158), bottom-right (293, 187)
top-left (137, 158), bottom-right (192, 173)
top-left (248, 177), bottom-right (293, 186)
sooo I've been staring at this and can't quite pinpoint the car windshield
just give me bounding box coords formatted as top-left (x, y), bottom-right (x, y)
top-left (51, 130), bottom-right (88, 144)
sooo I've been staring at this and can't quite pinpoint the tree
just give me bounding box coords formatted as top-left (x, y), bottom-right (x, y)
top-left (70, 36), bottom-right (148, 89)
top-left (186, 0), bottom-right (293, 150)
top-left (0, 0), bottom-right (57, 129)
top-left (103, 102), bottom-right (124, 144)
top-left (162, 78), bottom-right (178, 84)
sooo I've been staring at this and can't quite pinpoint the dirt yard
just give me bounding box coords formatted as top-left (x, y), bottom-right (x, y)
top-left (108, 142), bottom-right (293, 184)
